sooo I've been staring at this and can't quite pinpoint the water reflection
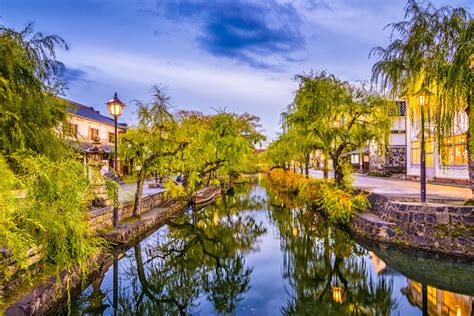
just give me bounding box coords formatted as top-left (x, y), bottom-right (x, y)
top-left (66, 176), bottom-right (473, 315)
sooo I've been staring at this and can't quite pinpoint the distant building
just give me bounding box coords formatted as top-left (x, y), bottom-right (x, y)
top-left (405, 100), bottom-right (469, 184)
top-left (60, 99), bottom-right (128, 176)
top-left (348, 101), bottom-right (407, 174)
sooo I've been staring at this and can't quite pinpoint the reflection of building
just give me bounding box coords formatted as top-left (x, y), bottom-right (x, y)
top-left (405, 100), bottom-right (469, 184)
top-left (368, 251), bottom-right (387, 274)
top-left (402, 279), bottom-right (473, 316)
top-left (61, 99), bottom-right (128, 175)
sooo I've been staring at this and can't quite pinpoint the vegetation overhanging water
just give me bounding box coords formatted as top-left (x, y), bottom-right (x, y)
top-left (64, 175), bottom-right (474, 315)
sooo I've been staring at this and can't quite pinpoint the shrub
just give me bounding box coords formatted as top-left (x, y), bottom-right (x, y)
top-left (269, 168), bottom-right (369, 225)
top-left (0, 154), bottom-right (106, 282)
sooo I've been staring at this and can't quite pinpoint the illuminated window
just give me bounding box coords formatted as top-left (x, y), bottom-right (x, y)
top-left (411, 141), bottom-right (420, 164)
top-left (441, 135), bottom-right (467, 166)
top-left (428, 286), bottom-right (437, 306)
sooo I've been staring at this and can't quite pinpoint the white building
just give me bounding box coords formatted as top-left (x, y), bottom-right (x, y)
top-left (60, 99), bottom-right (128, 175)
top-left (405, 100), bottom-right (469, 184)
top-left (349, 101), bottom-right (407, 174)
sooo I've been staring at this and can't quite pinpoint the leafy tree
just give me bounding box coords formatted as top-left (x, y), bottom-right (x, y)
top-left (120, 85), bottom-right (183, 217)
top-left (0, 23), bottom-right (70, 164)
top-left (283, 71), bottom-right (391, 186)
top-left (370, 0), bottom-right (473, 193)
top-left (173, 110), bottom-right (264, 193)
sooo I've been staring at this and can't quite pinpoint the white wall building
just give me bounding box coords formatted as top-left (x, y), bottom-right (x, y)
top-left (60, 99), bottom-right (128, 175)
top-left (405, 100), bottom-right (469, 184)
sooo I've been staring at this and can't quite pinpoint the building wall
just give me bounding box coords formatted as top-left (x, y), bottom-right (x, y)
top-left (405, 100), bottom-right (469, 182)
top-left (66, 115), bottom-right (122, 144)
top-left (61, 113), bottom-right (126, 175)
top-left (368, 113), bottom-right (406, 173)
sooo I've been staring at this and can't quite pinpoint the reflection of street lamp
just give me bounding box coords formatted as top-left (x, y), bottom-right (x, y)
top-left (213, 210), bottom-right (219, 225)
top-left (106, 93), bottom-right (125, 229)
top-left (332, 286), bottom-right (343, 304)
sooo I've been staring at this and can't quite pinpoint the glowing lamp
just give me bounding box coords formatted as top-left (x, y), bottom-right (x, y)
top-left (418, 95), bottom-right (425, 107)
top-left (332, 286), bottom-right (343, 304)
top-left (106, 92), bottom-right (125, 117)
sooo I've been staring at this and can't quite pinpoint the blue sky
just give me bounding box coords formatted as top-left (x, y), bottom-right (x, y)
top-left (1, 0), bottom-right (471, 140)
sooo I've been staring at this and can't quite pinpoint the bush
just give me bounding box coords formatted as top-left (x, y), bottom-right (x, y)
top-left (0, 155), bottom-right (106, 281)
top-left (269, 168), bottom-right (369, 225)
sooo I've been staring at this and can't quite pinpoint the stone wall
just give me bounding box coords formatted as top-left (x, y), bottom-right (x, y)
top-left (87, 192), bottom-right (165, 230)
top-left (349, 193), bottom-right (474, 257)
top-left (384, 145), bottom-right (406, 173)
top-left (369, 145), bottom-right (406, 174)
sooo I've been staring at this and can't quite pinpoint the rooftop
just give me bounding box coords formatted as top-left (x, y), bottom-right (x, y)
top-left (63, 98), bottom-right (128, 129)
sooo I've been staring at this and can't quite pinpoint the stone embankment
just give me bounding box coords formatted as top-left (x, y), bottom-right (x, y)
top-left (349, 192), bottom-right (474, 257)
top-left (2, 185), bottom-right (221, 315)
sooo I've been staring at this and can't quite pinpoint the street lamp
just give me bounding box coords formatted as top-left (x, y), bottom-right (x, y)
top-left (417, 93), bottom-right (429, 203)
top-left (106, 92), bottom-right (125, 229)
top-left (419, 94), bottom-right (427, 203)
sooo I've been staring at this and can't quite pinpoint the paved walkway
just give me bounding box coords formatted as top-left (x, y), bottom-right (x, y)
top-left (119, 180), bottom-right (165, 202)
top-left (309, 170), bottom-right (472, 202)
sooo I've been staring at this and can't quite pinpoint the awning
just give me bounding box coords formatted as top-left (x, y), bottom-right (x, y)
top-left (341, 147), bottom-right (368, 157)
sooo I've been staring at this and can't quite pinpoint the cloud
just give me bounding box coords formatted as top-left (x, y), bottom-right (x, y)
top-left (152, 0), bottom-right (305, 69)
top-left (63, 66), bottom-right (88, 82)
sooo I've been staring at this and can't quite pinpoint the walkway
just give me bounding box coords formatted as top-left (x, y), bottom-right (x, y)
top-left (119, 179), bottom-right (165, 202)
top-left (308, 170), bottom-right (472, 202)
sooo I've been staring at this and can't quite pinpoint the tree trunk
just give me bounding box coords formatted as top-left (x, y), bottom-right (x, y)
top-left (333, 157), bottom-right (344, 185)
top-left (305, 153), bottom-right (310, 178)
top-left (323, 158), bottom-right (329, 180)
top-left (132, 177), bottom-right (145, 217)
top-left (300, 162), bottom-right (304, 175)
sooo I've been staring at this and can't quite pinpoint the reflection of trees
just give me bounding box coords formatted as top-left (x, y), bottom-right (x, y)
top-left (267, 189), bottom-right (397, 315)
top-left (116, 183), bottom-right (266, 315)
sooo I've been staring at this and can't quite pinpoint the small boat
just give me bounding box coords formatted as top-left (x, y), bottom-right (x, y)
top-left (191, 186), bottom-right (221, 204)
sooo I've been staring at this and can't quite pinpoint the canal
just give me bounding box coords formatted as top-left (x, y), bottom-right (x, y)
top-left (64, 175), bottom-right (474, 315)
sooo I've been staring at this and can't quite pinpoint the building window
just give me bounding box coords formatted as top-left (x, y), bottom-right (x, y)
top-left (108, 132), bottom-right (115, 144)
top-left (411, 141), bottom-right (420, 164)
top-left (351, 154), bottom-right (359, 164)
top-left (65, 123), bottom-right (77, 137)
top-left (441, 135), bottom-right (467, 166)
top-left (389, 101), bottom-right (406, 116)
top-left (411, 139), bottom-right (434, 166)
top-left (89, 128), bottom-right (99, 141)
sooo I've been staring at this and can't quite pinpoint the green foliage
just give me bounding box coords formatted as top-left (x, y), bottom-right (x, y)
top-left (0, 155), bottom-right (105, 282)
top-left (268, 168), bottom-right (368, 224)
top-left (104, 175), bottom-right (120, 209)
top-left (174, 110), bottom-right (264, 193)
top-left (0, 23), bottom-right (70, 164)
top-left (371, 0), bottom-right (472, 159)
top-left (269, 71), bottom-right (392, 185)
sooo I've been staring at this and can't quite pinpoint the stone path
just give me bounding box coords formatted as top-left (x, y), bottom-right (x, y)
top-left (308, 169), bottom-right (472, 202)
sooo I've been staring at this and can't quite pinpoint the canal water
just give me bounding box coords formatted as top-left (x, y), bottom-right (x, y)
top-left (66, 175), bottom-right (474, 315)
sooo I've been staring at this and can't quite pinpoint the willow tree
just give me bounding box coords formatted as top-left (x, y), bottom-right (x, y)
top-left (120, 85), bottom-right (182, 217)
top-left (371, 0), bottom-right (473, 195)
top-left (287, 71), bottom-right (391, 186)
top-left (173, 110), bottom-right (264, 193)
top-left (0, 23), bottom-right (70, 165)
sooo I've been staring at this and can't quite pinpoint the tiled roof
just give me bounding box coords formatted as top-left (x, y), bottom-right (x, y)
top-left (63, 98), bottom-right (128, 129)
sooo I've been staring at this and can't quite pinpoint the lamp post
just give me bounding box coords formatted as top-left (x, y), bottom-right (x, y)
top-left (419, 94), bottom-right (427, 203)
top-left (106, 93), bottom-right (125, 229)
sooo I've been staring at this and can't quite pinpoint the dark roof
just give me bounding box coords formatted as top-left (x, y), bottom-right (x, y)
top-left (63, 98), bottom-right (128, 129)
